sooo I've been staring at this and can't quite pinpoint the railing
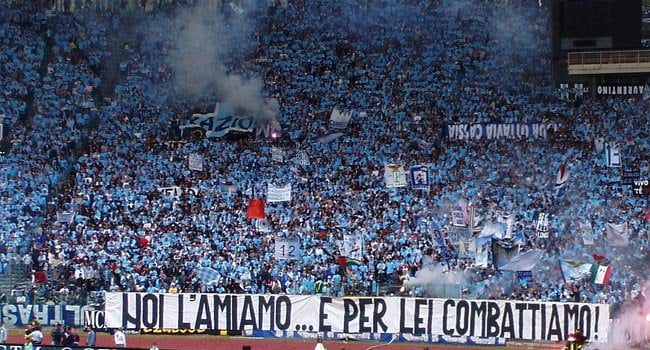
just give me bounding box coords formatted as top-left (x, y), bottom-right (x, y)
top-left (568, 50), bottom-right (650, 66)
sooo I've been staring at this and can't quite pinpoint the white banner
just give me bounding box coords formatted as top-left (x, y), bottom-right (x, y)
top-left (188, 153), bottom-right (204, 171)
top-left (385, 164), bottom-right (407, 188)
top-left (267, 183), bottom-right (292, 203)
top-left (105, 293), bottom-right (610, 343)
top-left (451, 206), bottom-right (466, 227)
top-left (275, 237), bottom-right (300, 260)
top-left (56, 211), bottom-right (75, 224)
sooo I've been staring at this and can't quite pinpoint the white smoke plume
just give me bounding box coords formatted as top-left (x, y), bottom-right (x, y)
top-left (168, 2), bottom-right (279, 121)
top-left (609, 281), bottom-right (650, 348)
top-left (404, 265), bottom-right (468, 297)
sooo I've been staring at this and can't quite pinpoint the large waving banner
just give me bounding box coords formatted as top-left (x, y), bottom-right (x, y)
top-left (183, 114), bottom-right (255, 138)
top-left (180, 109), bottom-right (255, 138)
top-left (104, 293), bottom-right (609, 343)
top-left (445, 123), bottom-right (560, 141)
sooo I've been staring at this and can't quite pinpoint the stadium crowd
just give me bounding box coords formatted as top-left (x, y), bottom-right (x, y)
top-left (0, 0), bottom-right (648, 317)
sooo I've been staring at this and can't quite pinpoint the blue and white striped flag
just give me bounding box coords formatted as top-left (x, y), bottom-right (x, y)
top-left (195, 266), bottom-right (220, 284)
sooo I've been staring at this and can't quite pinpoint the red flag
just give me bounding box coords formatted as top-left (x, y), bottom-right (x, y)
top-left (247, 199), bottom-right (266, 219)
top-left (337, 256), bottom-right (348, 270)
top-left (35, 271), bottom-right (47, 284)
top-left (592, 253), bottom-right (605, 262)
top-left (139, 237), bottom-right (149, 248)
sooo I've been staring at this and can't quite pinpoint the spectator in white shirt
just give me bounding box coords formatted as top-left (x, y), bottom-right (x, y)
top-left (30, 328), bottom-right (43, 345)
top-left (0, 321), bottom-right (8, 344)
top-left (314, 335), bottom-right (327, 350)
top-left (114, 328), bottom-right (126, 348)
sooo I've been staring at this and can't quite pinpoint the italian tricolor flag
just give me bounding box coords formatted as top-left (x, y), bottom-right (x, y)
top-left (590, 264), bottom-right (613, 285)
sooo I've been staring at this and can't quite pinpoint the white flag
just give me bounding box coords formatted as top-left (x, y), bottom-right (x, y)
top-left (255, 219), bottom-right (272, 233)
top-left (188, 153), bottom-right (204, 171)
top-left (478, 222), bottom-right (506, 239)
top-left (474, 238), bottom-right (490, 268)
top-left (267, 183), bottom-right (292, 203)
top-left (500, 249), bottom-right (543, 272)
top-left (605, 222), bottom-right (628, 246)
top-left (229, 2), bottom-right (244, 14)
top-left (384, 163), bottom-right (407, 188)
top-left (594, 137), bottom-right (604, 152)
top-left (56, 211), bottom-right (75, 224)
top-left (579, 220), bottom-right (595, 245)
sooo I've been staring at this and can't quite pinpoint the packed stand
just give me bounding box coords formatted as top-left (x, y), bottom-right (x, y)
top-left (0, 0), bottom-right (646, 314)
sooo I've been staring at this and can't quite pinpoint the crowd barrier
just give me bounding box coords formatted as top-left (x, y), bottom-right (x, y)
top-left (0, 345), bottom-right (147, 350)
top-left (0, 294), bottom-right (615, 345)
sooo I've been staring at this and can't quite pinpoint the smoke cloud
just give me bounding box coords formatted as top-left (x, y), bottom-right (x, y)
top-left (168, 2), bottom-right (279, 120)
top-left (404, 265), bottom-right (468, 297)
top-left (609, 282), bottom-right (650, 348)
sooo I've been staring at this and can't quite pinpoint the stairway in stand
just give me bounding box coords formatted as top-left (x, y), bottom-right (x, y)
top-left (0, 263), bottom-right (31, 303)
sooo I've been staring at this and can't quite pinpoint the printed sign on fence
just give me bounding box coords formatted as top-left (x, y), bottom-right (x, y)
top-left (0, 304), bottom-right (98, 328)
